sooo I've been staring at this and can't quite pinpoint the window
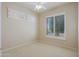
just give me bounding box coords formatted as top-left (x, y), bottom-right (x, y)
top-left (46, 14), bottom-right (65, 40)
top-left (47, 17), bottom-right (54, 35)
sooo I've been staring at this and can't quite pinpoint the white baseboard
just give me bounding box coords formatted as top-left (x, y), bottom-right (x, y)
top-left (2, 40), bottom-right (36, 52)
top-left (38, 40), bottom-right (77, 51)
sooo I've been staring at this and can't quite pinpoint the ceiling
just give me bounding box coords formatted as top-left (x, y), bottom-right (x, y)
top-left (18, 2), bottom-right (69, 13)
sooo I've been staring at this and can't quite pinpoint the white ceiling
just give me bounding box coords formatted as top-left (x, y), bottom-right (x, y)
top-left (18, 2), bottom-right (69, 13)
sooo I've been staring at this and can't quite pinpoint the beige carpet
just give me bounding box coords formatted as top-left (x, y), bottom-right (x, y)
top-left (2, 42), bottom-right (77, 57)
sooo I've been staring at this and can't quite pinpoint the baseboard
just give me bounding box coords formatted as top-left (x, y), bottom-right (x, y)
top-left (38, 40), bottom-right (77, 51)
top-left (2, 40), bottom-right (36, 52)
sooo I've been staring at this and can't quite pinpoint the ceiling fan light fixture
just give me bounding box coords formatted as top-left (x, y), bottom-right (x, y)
top-left (35, 5), bottom-right (42, 10)
top-left (34, 2), bottom-right (46, 12)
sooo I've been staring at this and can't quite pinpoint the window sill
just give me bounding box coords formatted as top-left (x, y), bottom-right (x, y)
top-left (46, 35), bottom-right (65, 40)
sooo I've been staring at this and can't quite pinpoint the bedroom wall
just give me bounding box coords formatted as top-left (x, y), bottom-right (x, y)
top-left (78, 3), bottom-right (79, 56)
top-left (0, 2), bottom-right (2, 49)
top-left (39, 2), bottom-right (78, 50)
top-left (0, 2), bottom-right (2, 56)
top-left (2, 2), bottom-right (38, 50)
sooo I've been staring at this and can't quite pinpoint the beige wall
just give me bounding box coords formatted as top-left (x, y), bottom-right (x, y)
top-left (39, 3), bottom-right (78, 50)
top-left (0, 2), bottom-right (2, 49)
top-left (2, 2), bottom-right (38, 50)
top-left (78, 3), bottom-right (79, 56)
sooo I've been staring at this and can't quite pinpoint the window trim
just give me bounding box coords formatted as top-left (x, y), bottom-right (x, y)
top-left (45, 13), bottom-right (66, 40)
